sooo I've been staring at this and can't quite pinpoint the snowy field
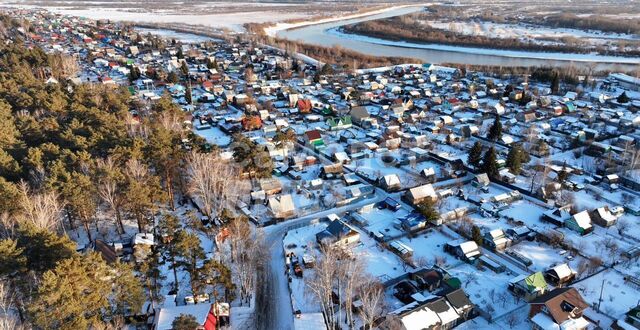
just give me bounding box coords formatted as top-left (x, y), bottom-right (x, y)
top-left (399, 228), bottom-right (463, 269)
top-left (508, 240), bottom-right (585, 274)
top-left (573, 269), bottom-right (640, 319)
top-left (192, 125), bottom-right (231, 146)
top-left (1, 2), bottom-right (310, 31)
top-left (424, 20), bottom-right (639, 44)
top-left (446, 262), bottom-right (525, 316)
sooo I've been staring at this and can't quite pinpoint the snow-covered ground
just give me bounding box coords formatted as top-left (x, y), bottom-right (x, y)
top-left (264, 4), bottom-right (419, 37)
top-left (424, 20), bottom-right (639, 43)
top-left (193, 125), bottom-right (231, 146)
top-left (573, 269), bottom-right (639, 319)
top-left (1, 3), bottom-right (309, 32)
top-left (136, 28), bottom-right (220, 43)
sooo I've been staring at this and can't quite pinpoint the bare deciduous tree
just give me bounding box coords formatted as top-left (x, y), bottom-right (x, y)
top-left (306, 246), bottom-right (340, 329)
top-left (226, 216), bottom-right (268, 307)
top-left (186, 152), bottom-right (249, 218)
top-left (358, 277), bottom-right (385, 330)
top-left (95, 158), bottom-right (126, 235)
top-left (0, 281), bottom-right (22, 330)
top-left (17, 182), bottom-right (64, 233)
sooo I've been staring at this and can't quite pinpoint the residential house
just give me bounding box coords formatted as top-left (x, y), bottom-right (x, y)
top-left (259, 178), bottom-right (283, 196)
top-left (403, 184), bottom-right (437, 205)
top-left (380, 174), bottom-right (402, 192)
top-left (614, 305), bottom-right (640, 330)
top-left (304, 129), bottom-right (325, 149)
top-left (542, 208), bottom-right (572, 226)
top-left (472, 173), bottom-right (490, 189)
top-left (528, 288), bottom-right (590, 330)
top-left (320, 163), bottom-right (344, 179)
top-left (445, 240), bottom-right (481, 262)
top-left (508, 272), bottom-right (548, 302)
top-left (391, 296), bottom-right (463, 330)
top-left (544, 263), bottom-right (576, 287)
top-left (482, 229), bottom-right (511, 251)
top-left (399, 212), bottom-right (428, 232)
top-left (315, 219), bottom-right (360, 247)
top-left (565, 211), bottom-right (593, 235)
top-left (326, 115), bottom-right (352, 131)
top-left (590, 206), bottom-right (618, 227)
top-left (410, 268), bottom-right (444, 292)
top-left (517, 110), bottom-right (537, 123)
top-left (268, 194), bottom-right (295, 219)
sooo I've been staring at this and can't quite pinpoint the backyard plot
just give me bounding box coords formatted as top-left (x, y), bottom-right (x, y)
top-left (572, 269), bottom-right (640, 319)
top-left (445, 263), bottom-right (526, 316)
top-left (399, 228), bottom-right (462, 269)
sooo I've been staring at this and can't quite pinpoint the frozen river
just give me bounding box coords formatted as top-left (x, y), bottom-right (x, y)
top-left (276, 6), bottom-right (640, 71)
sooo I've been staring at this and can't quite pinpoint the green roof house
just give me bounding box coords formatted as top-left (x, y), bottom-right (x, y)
top-left (326, 115), bottom-right (352, 131)
top-left (509, 272), bottom-right (548, 301)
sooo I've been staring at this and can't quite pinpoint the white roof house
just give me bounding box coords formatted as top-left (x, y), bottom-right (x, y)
top-left (459, 241), bottom-right (481, 259)
top-left (395, 304), bottom-right (440, 330)
top-left (407, 184), bottom-right (437, 201)
top-left (154, 303), bottom-right (211, 330)
top-left (572, 211), bottom-right (592, 229)
top-left (268, 194), bottom-right (295, 217)
top-left (550, 263), bottom-right (575, 280)
top-left (382, 174), bottom-right (401, 188)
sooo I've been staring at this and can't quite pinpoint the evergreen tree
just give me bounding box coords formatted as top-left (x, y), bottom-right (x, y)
top-left (112, 261), bottom-right (145, 317)
top-left (181, 61), bottom-right (189, 77)
top-left (232, 133), bottom-right (273, 179)
top-left (14, 221), bottom-right (76, 274)
top-left (320, 63), bottom-right (334, 75)
top-left (415, 199), bottom-right (439, 222)
top-left (128, 65), bottom-right (140, 82)
top-left (0, 177), bottom-right (21, 215)
top-left (185, 86), bottom-right (192, 105)
top-left (167, 71), bottom-right (179, 84)
top-left (481, 147), bottom-right (499, 178)
top-left (551, 72), bottom-right (560, 94)
top-left (505, 144), bottom-right (523, 175)
top-left (471, 225), bottom-right (483, 246)
top-left (174, 230), bottom-right (208, 297)
top-left (159, 213), bottom-right (181, 291)
top-left (467, 141), bottom-right (483, 168)
top-left (28, 253), bottom-right (111, 330)
top-left (206, 57), bottom-right (217, 69)
top-left (617, 91), bottom-right (630, 103)
top-left (172, 314), bottom-right (200, 330)
top-left (487, 114), bottom-right (502, 141)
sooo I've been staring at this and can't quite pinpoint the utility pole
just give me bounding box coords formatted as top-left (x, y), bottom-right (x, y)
top-left (597, 277), bottom-right (605, 312)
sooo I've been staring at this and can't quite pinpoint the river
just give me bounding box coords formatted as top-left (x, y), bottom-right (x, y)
top-left (276, 6), bottom-right (640, 71)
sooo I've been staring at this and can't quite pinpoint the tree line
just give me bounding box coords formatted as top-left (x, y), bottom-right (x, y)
top-left (342, 14), bottom-right (640, 57)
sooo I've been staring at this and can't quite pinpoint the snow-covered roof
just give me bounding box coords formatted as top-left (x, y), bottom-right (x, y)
top-left (531, 312), bottom-right (560, 330)
top-left (595, 207), bottom-right (617, 222)
top-left (550, 263), bottom-right (574, 279)
top-left (383, 174), bottom-right (401, 186)
top-left (294, 312), bottom-right (327, 330)
top-left (398, 305), bottom-right (440, 330)
top-left (559, 316), bottom-right (590, 330)
top-left (154, 303), bottom-right (211, 330)
top-left (133, 233), bottom-right (155, 246)
top-left (408, 184), bottom-right (437, 200)
top-left (459, 241), bottom-right (479, 255)
top-left (571, 211), bottom-right (592, 229)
